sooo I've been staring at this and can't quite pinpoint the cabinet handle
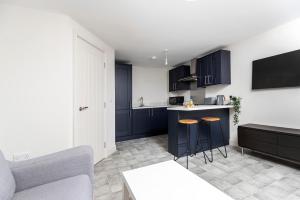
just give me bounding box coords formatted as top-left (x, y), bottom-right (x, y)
top-left (175, 83), bottom-right (177, 90)
top-left (204, 76), bottom-right (207, 85)
top-left (152, 109), bottom-right (154, 117)
top-left (129, 110), bottom-right (131, 118)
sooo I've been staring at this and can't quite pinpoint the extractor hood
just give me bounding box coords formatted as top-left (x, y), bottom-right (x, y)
top-left (178, 73), bottom-right (198, 82)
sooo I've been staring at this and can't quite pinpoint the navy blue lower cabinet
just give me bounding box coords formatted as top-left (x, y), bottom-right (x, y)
top-left (151, 108), bottom-right (168, 132)
top-left (132, 109), bottom-right (151, 135)
top-left (115, 110), bottom-right (132, 138)
top-left (168, 109), bottom-right (230, 157)
top-left (131, 107), bottom-right (168, 139)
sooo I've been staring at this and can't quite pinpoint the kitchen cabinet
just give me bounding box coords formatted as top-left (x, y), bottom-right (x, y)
top-left (169, 65), bottom-right (190, 92)
top-left (169, 69), bottom-right (177, 92)
top-left (132, 109), bottom-right (151, 135)
top-left (116, 63), bottom-right (168, 141)
top-left (115, 63), bottom-right (132, 141)
top-left (133, 107), bottom-right (168, 137)
top-left (168, 108), bottom-right (230, 157)
top-left (151, 108), bottom-right (168, 131)
top-left (196, 50), bottom-right (230, 87)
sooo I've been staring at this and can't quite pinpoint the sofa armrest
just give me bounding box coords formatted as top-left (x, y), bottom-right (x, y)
top-left (9, 146), bottom-right (94, 192)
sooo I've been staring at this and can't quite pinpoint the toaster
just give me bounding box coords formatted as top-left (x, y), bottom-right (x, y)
top-left (204, 97), bottom-right (217, 105)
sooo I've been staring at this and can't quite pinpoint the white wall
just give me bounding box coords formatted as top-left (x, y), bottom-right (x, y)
top-left (205, 18), bottom-right (300, 145)
top-left (0, 5), bottom-right (115, 160)
top-left (132, 66), bottom-right (169, 106)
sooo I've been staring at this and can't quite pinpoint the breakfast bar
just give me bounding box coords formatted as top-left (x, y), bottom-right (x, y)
top-left (167, 105), bottom-right (233, 157)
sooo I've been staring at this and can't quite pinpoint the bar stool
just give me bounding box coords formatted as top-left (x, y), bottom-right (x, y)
top-left (196, 117), bottom-right (227, 163)
top-left (174, 119), bottom-right (198, 169)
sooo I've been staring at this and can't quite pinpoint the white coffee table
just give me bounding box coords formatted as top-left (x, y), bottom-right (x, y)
top-left (122, 160), bottom-right (233, 200)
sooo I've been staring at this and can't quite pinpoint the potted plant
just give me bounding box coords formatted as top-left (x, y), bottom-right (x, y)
top-left (230, 96), bottom-right (242, 126)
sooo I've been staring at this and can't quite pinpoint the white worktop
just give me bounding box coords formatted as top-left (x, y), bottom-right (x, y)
top-left (132, 105), bottom-right (168, 109)
top-left (122, 160), bottom-right (233, 200)
top-left (167, 105), bottom-right (233, 111)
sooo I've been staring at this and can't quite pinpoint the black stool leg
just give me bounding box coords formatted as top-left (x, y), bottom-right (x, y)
top-left (186, 125), bottom-right (190, 169)
top-left (217, 121), bottom-right (228, 158)
top-left (195, 124), bottom-right (207, 164)
top-left (205, 123), bottom-right (213, 162)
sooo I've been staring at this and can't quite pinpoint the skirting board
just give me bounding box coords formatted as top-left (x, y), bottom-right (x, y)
top-left (105, 145), bottom-right (116, 157)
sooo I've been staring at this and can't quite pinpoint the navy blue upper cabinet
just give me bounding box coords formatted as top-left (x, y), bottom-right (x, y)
top-left (169, 65), bottom-right (190, 92)
top-left (196, 50), bottom-right (231, 87)
top-left (169, 69), bottom-right (176, 92)
top-left (115, 63), bottom-right (132, 141)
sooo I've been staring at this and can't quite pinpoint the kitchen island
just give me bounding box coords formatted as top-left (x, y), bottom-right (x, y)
top-left (167, 105), bottom-right (233, 157)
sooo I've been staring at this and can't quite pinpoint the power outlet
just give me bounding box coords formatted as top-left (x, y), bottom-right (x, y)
top-left (13, 152), bottom-right (30, 161)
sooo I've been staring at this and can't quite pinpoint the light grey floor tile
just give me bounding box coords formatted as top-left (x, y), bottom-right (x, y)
top-left (94, 135), bottom-right (300, 200)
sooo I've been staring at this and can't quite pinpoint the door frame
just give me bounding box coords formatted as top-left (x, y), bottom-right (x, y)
top-left (72, 32), bottom-right (108, 159)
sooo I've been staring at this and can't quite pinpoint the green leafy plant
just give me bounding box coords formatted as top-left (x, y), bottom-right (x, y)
top-left (230, 96), bottom-right (242, 126)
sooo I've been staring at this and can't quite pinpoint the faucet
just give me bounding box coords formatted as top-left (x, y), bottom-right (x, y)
top-left (139, 97), bottom-right (144, 107)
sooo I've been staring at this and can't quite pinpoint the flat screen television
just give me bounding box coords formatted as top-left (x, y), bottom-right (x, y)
top-left (252, 49), bottom-right (300, 89)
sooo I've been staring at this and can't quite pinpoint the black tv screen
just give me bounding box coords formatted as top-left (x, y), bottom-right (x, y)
top-left (252, 49), bottom-right (300, 89)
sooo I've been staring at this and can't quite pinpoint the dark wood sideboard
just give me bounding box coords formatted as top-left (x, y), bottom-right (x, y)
top-left (238, 124), bottom-right (300, 164)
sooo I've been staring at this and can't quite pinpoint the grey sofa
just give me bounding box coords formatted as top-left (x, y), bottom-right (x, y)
top-left (0, 146), bottom-right (94, 200)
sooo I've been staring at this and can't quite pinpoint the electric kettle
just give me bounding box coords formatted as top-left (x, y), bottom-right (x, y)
top-left (216, 95), bottom-right (225, 105)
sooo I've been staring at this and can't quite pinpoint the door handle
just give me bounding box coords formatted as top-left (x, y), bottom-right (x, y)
top-left (79, 106), bottom-right (88, 111)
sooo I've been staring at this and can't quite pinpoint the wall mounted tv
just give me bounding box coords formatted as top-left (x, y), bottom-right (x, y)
top-left (252, 49), bottom-right (300, 89)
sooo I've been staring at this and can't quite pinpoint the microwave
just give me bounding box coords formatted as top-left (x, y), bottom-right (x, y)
top-left (169, 96), bottom-right (184, 105)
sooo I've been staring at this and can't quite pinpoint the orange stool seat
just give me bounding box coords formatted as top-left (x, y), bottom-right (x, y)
top-left (201, 117), bottom-right (221, 122)
top-left (178, 119), bottom-right (198, 125)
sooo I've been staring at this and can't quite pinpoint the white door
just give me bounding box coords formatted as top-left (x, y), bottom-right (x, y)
top-left (74, 36), bottom-right (105, 164)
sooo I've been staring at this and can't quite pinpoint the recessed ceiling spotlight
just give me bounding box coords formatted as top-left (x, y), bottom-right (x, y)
top-left (151, 56), bottom-right (157, 60)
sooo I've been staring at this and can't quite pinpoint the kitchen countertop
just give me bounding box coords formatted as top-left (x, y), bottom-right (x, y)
top-left (132, 105), bottom-right (168, 109)
top-left (167, 105), bottom-right (233, 111)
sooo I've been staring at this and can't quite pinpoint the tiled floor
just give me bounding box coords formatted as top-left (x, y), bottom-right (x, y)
top-left (94, 135), bottom-right (300, 200)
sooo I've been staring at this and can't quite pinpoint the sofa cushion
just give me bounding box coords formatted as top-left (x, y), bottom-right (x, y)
top-left (0, 151), bottom-right (16, 200)
top-left (13, 175), bottom-right (92, 200)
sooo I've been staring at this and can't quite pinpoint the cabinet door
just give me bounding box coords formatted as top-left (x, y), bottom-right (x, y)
top-left (115, 64), bottom-right (131, 110)
top-left (207, 54), bottom-right (216, 85)
top-left (151, 108), bottom-right (168, 131)
top-left (212, 51), bottom-right (221, 84)
top-left (132, 109), bottom-right (151, 135)
top-left (169, 69), bottom-right (176, 92)
top-left (196, 57), bottom-right (208, 87)
top-left (211, 50), bottom-right (231, 85)
top-left (115, 110), bottom-right (132, 138)
top-left (115, 64), bottom-right (132, 139)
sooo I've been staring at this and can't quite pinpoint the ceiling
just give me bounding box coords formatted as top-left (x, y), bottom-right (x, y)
top-left (1, 0), bottom-right (300, 67)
